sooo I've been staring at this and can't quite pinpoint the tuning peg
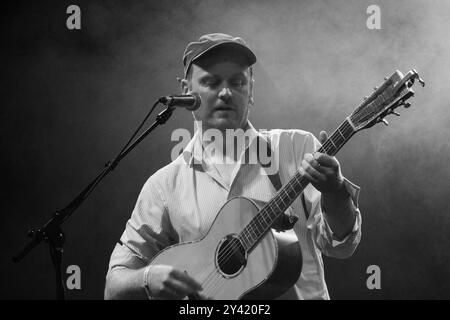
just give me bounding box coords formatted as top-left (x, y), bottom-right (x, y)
top-left (373, 86), bottom-right (378, 91)
top-left (363, 96), bottom-right (368, 100)
top-left (384, 77), bottom-right (388, 80)
top-left (411, 69), bottom-right (425, 87)
top-left (403, 103), bottom-right (411, 108)
top-left (418, 77), bottom-right (425, 87)
top-left (380, 118), bottom-right (389, 126)
top-left (391, 111), bottom-right (400, 116)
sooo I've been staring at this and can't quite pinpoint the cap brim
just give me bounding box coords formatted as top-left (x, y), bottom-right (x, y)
top-left (192, 41), bottom-right (257, 66)
top-left (185, 41), bottom-right (256, 76)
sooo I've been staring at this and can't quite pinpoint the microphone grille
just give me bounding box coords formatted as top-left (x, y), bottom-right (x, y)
top-left (187, 92), bottom-right (202, 111)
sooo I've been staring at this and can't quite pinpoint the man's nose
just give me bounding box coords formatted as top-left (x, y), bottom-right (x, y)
top-left (218, 86), bottom-right (232, 101)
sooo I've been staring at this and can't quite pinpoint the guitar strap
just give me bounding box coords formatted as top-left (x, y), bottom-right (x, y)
top-left (256, 136), bottom-right (310, 231)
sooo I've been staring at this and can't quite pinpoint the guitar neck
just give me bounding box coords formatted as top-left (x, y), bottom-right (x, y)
top-left (240, 118), bottom-right (356, 251)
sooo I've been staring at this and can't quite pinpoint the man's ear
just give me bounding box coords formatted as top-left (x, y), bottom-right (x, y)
top-left (248, 78), bottom-right (255, 106)
top-left (179, 78), bottom-right (190, 95)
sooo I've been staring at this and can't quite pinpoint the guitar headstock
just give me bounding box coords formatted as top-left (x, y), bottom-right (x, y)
top-left (349, 69), bottom-right (425, 131)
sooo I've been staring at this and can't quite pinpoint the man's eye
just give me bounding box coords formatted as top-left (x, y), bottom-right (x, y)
top-left (231, 79), bottom-right (246, 87)
top-left (204, 80), bottom-right (219, 87)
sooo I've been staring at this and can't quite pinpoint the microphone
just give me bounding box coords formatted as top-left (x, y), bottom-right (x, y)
top-left (159, 92), bottom-right (202, 111)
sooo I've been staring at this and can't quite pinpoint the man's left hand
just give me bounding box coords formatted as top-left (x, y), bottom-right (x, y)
top-left (300, 131), bottom-right (345, 195)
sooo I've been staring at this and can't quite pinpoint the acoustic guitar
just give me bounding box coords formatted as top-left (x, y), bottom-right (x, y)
top-left (148, 69), bottom-right (425, 299)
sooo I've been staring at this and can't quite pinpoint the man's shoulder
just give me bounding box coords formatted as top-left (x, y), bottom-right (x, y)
top-left (262, 128), bottom-right (315, 144)
top-left (142, 155), bottom-right (190, 190)
top-left (260, 128), bottom-right (318, 160)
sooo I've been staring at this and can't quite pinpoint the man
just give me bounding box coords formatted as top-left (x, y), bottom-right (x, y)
top-left (105, 33), bottom-right (361, 300)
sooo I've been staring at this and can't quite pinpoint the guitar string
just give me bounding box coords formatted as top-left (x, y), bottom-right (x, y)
top-left (205, 238), bottom-right (245, 297)
top-left (196, 120), bottom-right (354, 298)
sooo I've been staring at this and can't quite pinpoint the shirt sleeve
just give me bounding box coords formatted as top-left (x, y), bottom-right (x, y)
top-left (296, 132), bottom-right (362, 259)
top-left (306, 178), bottom-right (362, 259)
top-left (107, 175), bottom-right (178, 271)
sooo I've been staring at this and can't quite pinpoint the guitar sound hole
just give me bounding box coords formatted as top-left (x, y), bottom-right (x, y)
top-left (216, 235), bottom-right (247, 277)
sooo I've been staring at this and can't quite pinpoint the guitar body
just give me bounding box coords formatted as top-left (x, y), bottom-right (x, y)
top-left (148, 196), bottom-right (302, 299)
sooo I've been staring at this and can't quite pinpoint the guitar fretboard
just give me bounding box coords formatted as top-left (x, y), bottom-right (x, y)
top-left (239, 118), bottom-right (356, 252)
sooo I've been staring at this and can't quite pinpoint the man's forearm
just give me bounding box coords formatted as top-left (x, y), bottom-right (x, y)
top-left (321, 184), bottom-right (357, 241)
top-left (105, 267), bottom-right (148, 300)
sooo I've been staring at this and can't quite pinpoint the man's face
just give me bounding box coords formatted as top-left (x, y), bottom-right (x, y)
top-left (182, 54), bottom-right (254, 132)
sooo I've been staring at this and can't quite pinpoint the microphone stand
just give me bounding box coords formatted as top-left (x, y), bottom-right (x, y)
top-left (13, 102), bottom-right (176, 300)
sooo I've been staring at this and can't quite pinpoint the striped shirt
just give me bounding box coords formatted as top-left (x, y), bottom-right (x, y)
top-left (107, 122), bottom-right (362, 300)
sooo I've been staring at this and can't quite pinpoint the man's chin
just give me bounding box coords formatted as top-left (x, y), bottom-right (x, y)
top-left (210, 118), bottom-right (250, 132)
top-left (207, 118), bottom-right (239, 131)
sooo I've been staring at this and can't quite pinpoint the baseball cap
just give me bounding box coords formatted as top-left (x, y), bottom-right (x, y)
top-left (182, 33), bottom-right (257, 77)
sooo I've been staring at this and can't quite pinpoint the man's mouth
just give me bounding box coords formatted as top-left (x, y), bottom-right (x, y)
top-left (214, 105), bottom-right (234, 111)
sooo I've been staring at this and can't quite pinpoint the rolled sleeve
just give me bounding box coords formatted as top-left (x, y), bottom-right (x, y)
top-left (107, 242), bottom-right (147, 272)
top-left (325, 178), bottom-right (360, 246)
top-left (307, 178), bottom-right (362, 259)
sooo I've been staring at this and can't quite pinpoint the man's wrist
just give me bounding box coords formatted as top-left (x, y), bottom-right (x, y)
top-left (321, 180), bottom-right (357, 240)
top-left (322, 180), bottom-right (349, 210)
top-left (143, 265), bottom-right (153, 300)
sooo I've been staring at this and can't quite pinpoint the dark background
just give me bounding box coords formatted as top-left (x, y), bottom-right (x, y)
top-left (2, 0), bottom-right (449, 299)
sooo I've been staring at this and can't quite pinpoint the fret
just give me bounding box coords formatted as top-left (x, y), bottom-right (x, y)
top-left (328, 138), bottom-right (337, 150)
top-left (335, 128), bottom-right (345, 143)
top-left (254, 215), bottom-right (265, 232)
top-left (255, 215), bottom-right (266, 233)
top-left (248, 224), bottom-right (257, 240)
top-left (279, 191), bottom-right (288, 206)
top-left (287, 182), bottom-right (297, 198)
top-left (338, 127), bottom-right (347, 141)
top-left (321, 142), bottom-right (332, 155)
top-left (266, 204), bottom-right (279, 221)
top-left (271, 200), bottom-right (282, 215)
top-left (241, 232), bottom-right (250, 249)
top-left (326, 122), bottom-right (352, 156)
top-left (294, 173), bottom-right (303, 190)
top-left (259, 210), bottom-right (268, 225)
top-left (340, 123), bottom-right (350, 139)
top-left (272, 199), bottom-right (282, 213)
top-left (262, 211), bottom-right (273, 226)
top-left (265, 210), bottom-right (275, 226)
top-left (331, 135), bottom-right (342, 148)
top-left (257, 208), bottom-right (269, 229)
top-left (245, 231), bottom-right (252, 247)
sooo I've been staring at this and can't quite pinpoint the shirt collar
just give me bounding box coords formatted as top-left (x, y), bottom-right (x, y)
top-left (182, 121), bottom-right (269, 167)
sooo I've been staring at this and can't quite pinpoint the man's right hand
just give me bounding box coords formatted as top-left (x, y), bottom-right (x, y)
top-left (146, 265), bottom-right (204, 299)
